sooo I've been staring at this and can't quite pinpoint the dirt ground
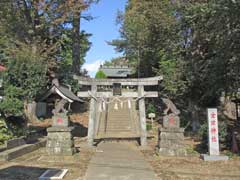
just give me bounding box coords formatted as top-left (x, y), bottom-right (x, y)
top-left (0, 138), bottom-right (94, 180)
top-left (1, 120), bottom-right (240, 180)
top-left (142, 124), bottom-right (240, 180)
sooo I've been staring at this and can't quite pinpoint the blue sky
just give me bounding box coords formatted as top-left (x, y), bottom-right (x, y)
top-left (81, 0), bottom-right (127, 77)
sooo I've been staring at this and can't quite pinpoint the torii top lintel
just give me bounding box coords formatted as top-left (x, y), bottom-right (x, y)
top-left (73, 75), bottom-right (163, 86)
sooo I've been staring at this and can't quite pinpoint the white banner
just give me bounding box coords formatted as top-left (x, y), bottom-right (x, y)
top-left (207, 108), bottom-right (220, 156)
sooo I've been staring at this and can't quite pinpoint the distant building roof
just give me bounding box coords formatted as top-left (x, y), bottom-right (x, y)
top-left (99, 65), bottom-right (133, 78)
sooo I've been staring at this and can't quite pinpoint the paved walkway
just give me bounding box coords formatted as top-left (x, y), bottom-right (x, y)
top-left (85, 142), bottom-right (157, 180)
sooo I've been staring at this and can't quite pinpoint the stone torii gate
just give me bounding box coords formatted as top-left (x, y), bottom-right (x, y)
top-left (74, 75), bottom-right (162, 146)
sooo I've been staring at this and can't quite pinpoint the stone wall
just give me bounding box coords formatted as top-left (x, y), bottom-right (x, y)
top-left (5, 137), bottom-right (26, 149)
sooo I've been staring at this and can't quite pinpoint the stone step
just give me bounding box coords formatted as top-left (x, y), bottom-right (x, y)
top-left (107, 117), bottom-right (130, 120)
top-left (107, 117), bottom-right (129, 120)
top-left (105, 125), bottom-right (131, 128)
top-left (107, 120), bottom-right (129, 122)
top-left (107, 118), bottom-right (130, 120)
top-left (107, 119), bottom-right (129, 121)
top-left (106, 125), bottom-right (131, 127)
top-left (106, 125), bottom-right (131, 128)
top-left (106, 128), bottom-right (132, 131)
top-left (98, 128), bottom-right (133, 132)
top-left (108, 110), bottom-right (130, 112)
top-left (99, 125), bottom-right (132, 129)
top-left (108, 110), bottom-right (130, 113)
top-left (100, 123), bottom-right (131, 126)
top-left (96, 99), bottom-right (140, 139)
top-left (95, 133), bottom-right (140, 139)
top-left (105, 126), bottom-right (131, 130)
top-left (106, 121), bottom-right (131, 124)
top-left (107, 119), bottom-right (130, 121)
top-left (106, 121), bottom-right (130, 124)
top-left (108, 114), bottom-right (129, 117)
top-left (105, 129), bottom-right (133, 131)
top-left (107, 116), bottom-right (130, 119)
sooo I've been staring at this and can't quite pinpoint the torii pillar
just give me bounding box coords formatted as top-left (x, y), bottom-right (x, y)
top-left (138, 85), bottom-right (147, 146)
top-left (88, 84), bottom-right (97, 146)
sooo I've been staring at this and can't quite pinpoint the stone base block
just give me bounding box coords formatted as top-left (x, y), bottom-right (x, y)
top-left (158, 127), bottom-right (187, 156)
top-left (200, 154), bottom-right (229, 161)
top-left (46, 147), bottom-right (75, 156)
top-left (159, 141), bottom-right (185, 149)
top-left (160, 127), bottom-right (184, 133)
top-left (159, 147), bottom-right (187, 156)
top-left (46, 127), bottom-right (75, 156)
top-left (159, 131), bottom-right (184, 141)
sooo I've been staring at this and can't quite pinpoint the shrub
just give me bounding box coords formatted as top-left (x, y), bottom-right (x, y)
top-left (198, 120), bottom-right (228, 150)
top-left (0, 118), bottom-right (13, 145)
top-left (0, 86), bottom-right (24, 117)
top-left (146, 122), bottom-right (152, 131)
top-left (0, 44), bottom-right (48, 119)
top-left (95, 70), bottom-right (106, 79)
top-left (146, 103), bottom-right (156, 115)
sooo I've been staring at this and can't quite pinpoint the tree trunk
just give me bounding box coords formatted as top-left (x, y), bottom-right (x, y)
top-left (188, 99), bottom-right (200, 133)
top-left (72, 11), bottom-right (81, 74)
top-left (24, 101), bottom-right (38, 124)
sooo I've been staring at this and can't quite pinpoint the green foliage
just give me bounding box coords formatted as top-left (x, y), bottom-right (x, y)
top-left (198, 122), bottom-right (208, 149)
top-left (180, 0), bottom-right (240, 106)
top-left (146, 103), bottom-right (156, 115)
top-left (224, 151), bottom-right (238, 159)
top-left (198, 120), bottom-right (228, 150)
top-left (58, 30), bottom-right (92, 93)
top-left (111, 0), bottom-right (186, 96)
top-left (4, 45), bottom-right (48, 100)
top-left (156, 52), bottom-right (186, 98)
top-left (0, 1), bottom-right (96, 118)
top-left (0, 86), bottom-right (24, 117)
top-left (112, 0), bottom-right (240, 107)
top-left (0, 118), bottom-right (13, 145)
top-left (6, 119), bottom-right (26, 137)
top-left (95, 70), bottom-right (107, 79)
top-left (185, 146), bottom-right (198, 155)
top-left (0, 43), bottom-right (48, 117)
top-left (218, 121), bottom-right (228, 148)
top-left (104, 56), bottom-right (129, 66)
top-left (146, 122), bottom-right (152, 131)
top-left (59, 30), bottom-right (92, 74)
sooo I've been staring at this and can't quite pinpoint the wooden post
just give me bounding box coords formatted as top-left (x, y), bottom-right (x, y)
top-left (138, 85), bottom-right (147, 146)
top-left (88, 85), bottom-right (97, 146)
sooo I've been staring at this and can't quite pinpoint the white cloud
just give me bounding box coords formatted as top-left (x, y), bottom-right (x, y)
top-left (82, 60), bottom-right (103, 77)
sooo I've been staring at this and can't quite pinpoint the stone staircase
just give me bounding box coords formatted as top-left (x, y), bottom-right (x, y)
top-left (95, 98), bottom-right (140, 139)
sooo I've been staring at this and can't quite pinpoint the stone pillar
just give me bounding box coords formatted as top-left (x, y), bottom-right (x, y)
top-left (138, 85), bottom-right (147, 146)
top-left (88, 84), bottom-right (97, 146)
top-left (46, 113), bottom-right (75, 156)
top-left (158, 113), bottom-right (187, 156)
top-left (46, 126), bottom-right (75, 155)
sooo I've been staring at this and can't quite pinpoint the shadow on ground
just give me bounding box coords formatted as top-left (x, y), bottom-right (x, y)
top-left (71, 123), bottom-right (88, 137)
top-left (0, 165), bottom-right (56, 180)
